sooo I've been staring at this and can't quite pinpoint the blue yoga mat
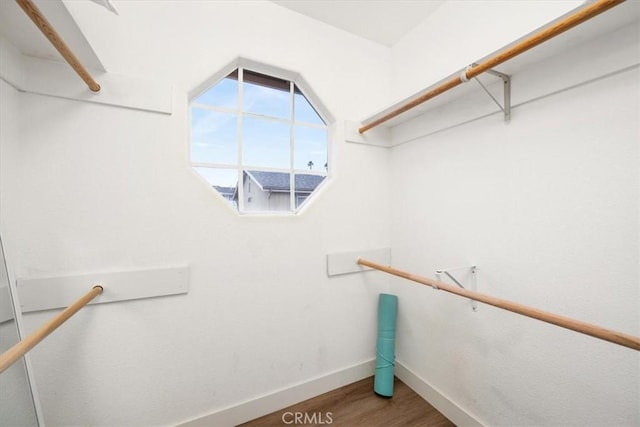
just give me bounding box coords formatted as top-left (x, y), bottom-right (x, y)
top-left (374, 293), bottom-right (398, 397)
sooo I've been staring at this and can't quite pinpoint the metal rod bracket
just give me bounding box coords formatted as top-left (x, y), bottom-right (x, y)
top-left (471, 64), bottom-right (511, 122)
top-left (435, 266), bottom-right (478, 311)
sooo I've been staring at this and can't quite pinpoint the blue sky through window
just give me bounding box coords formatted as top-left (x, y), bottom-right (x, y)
top-left (190, 108), bottom-right (237, 164)
top-left (295, 125), bottom-right (327, 171)
top-left (244, 81), bottom-right (290, 119)
top-left (295, 91), bottom-right (325, 125)
top-left (243, 116), bottom-right (290, 168)
top-left (194, 77), bottom-right (237, 108)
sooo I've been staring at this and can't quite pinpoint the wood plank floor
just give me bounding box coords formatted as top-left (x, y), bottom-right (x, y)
top-left (239, 376), bottom-right (455, 427)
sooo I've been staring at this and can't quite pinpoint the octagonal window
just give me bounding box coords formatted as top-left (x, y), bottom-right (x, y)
top-left (190, 65), bottom-right (330, 214)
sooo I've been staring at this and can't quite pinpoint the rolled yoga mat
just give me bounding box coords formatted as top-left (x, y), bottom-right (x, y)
top-left (374, 293), bottom-right (398, 397)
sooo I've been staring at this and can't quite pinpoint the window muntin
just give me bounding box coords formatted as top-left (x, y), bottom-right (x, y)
top-left (190, 67), bottom-right (328, 214)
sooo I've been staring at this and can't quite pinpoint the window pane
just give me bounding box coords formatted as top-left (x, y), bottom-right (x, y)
top-left (243, 116), bottom-right (290, 169)
top-left (243, 74), bottom-right (290, 119)
top-left (294, 125), bottom-right (327, 172)
top-left (190, 108), bottom-right (237, 164)
top-left (193, 75), bottom-right (238, 109)
top-left (295, 90), bottom-right (324, 125)
top-left (193, 167), bottom-right (238, 208)
top-left (188, 67), bottom-right (329, 214)
top-left (294, 173), bottom-right (326, 209)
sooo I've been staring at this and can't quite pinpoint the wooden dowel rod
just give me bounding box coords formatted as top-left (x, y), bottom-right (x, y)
top-left (466, 0), bottom-right (624, 80)
top-left (358, 0), bottom-right (625, 134)
top-left (15, 0), bottom-right (101, 92)
top-left (360, 76), bottom-right (464, 134)
top-left (357, 259), bottom-right (640, 351)
top-left (0, 286), bottom-right (103, 374)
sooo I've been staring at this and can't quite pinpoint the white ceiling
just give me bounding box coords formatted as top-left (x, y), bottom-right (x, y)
top-left (271, 0), bottom-right (445, 47)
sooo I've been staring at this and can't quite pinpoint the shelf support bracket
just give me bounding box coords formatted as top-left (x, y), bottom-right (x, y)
top-left (471, 64), bottom-right (511, 122)
top-left (435, 266), bottom-right (478, 311)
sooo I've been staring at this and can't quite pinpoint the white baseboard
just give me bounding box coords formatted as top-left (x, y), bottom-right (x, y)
top-left (395, 360), bottom-right (484, 427)
top-left (175, 357), bottom-right (482, 427)
top-left (176, 359), bottom-right (376, 427)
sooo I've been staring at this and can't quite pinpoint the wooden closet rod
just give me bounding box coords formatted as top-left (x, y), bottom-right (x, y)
top-left (15, 0), bottom-right (101, 92)
top-left (357, 259), bottom-right (640, 351)
top-left (358, 0), bottom-right (625, 134)
top-left (0, 286), bottom-right (103, 374)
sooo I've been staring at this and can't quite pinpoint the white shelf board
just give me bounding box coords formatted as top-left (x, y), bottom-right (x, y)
top-left (16, 266), bottom-right (189, 313)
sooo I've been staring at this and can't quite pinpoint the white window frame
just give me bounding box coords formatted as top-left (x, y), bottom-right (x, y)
top-left (189, 59), bottom-right (333, 215)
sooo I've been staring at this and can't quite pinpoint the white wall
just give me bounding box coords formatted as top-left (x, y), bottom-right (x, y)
top-left (0, 1), bottom-right (393, 426)
top-left (390, 0), bottom-right (582, 102)
top-left (389, 3), bottom-right (639, 425)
